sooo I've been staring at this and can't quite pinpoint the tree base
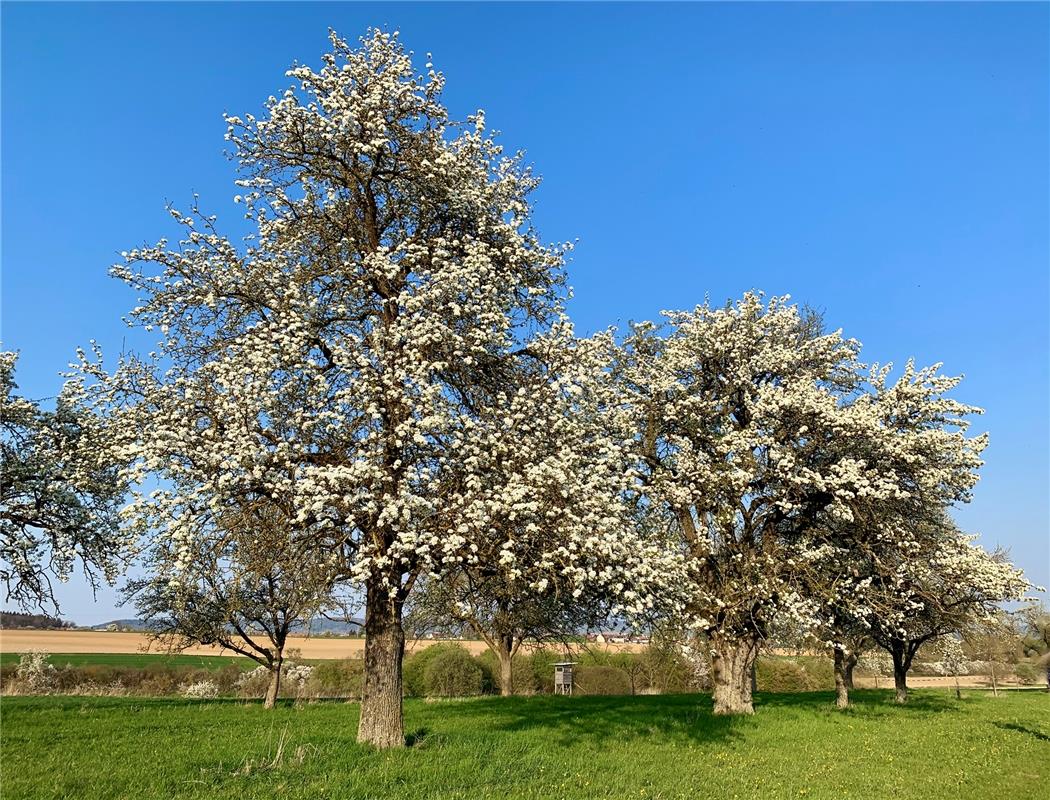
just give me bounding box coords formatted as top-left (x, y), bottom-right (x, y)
top-left (357, 590), bottom-right (406, 749)
top-left (711, 636), bottom-right (757, 715)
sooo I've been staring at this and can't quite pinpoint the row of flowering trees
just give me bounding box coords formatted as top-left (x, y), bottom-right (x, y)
top-left (1, 29), bottom-right (1033, 747)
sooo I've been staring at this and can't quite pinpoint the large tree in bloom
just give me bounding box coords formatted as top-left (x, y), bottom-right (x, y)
top-left (615, 293), bottom-right (991, 714)
top-left (76, 29), bottom-right (635, 747)
top-left (0, 351), bottom-right (127, 610)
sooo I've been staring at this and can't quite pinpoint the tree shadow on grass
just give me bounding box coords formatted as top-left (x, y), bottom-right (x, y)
top-left (472, 693), bottom-right (744, 748)
top-left (756, 690), bottom-right (962, 715)
top-left (470, 690), bottom-right (971, 747)
top-left (994, 722), bottom-right (1050, 742)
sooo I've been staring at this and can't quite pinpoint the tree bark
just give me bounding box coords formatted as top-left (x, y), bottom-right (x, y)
top-left (843, 652), bottom-right (858, 691)
top-left (710, 633), bottom-right (758, 715)
top-left (496, 636), bottom-right (514, 697)
top-left (263, 658), bottom-right (282, 710)
top-left (989, 662), bottom-right (998, 697)
top-left (890, 646), bottom-right (909, 704)
top-left (357, 582), bottom-right (405, 748)
top-left (833, 649), bottom-right (849, 709)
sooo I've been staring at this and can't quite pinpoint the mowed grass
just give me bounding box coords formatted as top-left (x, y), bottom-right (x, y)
top-left (2, 691), bottom-right (1047, 800)
top-left (0, 652), bottom-right (252, 670)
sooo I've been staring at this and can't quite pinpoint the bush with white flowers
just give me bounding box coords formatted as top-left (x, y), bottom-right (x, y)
top-left (15, 649), bottom-right (57, 694)
top-left (180, 680), bottom-right (219, 699)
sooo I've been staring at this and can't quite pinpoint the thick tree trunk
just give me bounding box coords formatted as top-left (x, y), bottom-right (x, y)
top-left (497, 637), bottom-right (514, 697)
top-left (263, 658), bottom-right (282, 710)
top-left (357, 583), bottom-right (405, 749)
top-left (891, 646), bottom-right (909, 704)
top-left (710, 633), bottom-right (758, 715)
top-left (833, 649), bottom-right (849, 709)
top-left (843, 652), bottom-right (858, 691)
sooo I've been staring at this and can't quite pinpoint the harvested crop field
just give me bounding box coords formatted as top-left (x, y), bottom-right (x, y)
top-left (1, 630), bottom-right (649, 660)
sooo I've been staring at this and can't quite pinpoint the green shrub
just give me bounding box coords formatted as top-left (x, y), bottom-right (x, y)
top-left (473, 650), bottom-right (498, 694)
top-left (423, 646), bottom-right (483, 698)
top-left (1013, 661), bottom-right (1040, 685)
top-left (308, 659), bottom-right (364, 698)
top-left (524, 649), bottom-right (563, 694)
top-left (404, 644), bottom-right (465, 697)
top-left (574, 665), bottom-right (631, 695)
top-left (639, 644), bottom-right (696, 694)
top-left (756, 657), bottom-right (833, 693)
top-left (475, 648), bottom-right (547, 695)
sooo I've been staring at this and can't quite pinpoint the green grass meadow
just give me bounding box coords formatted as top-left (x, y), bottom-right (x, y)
top-left (2, 690), bottom-right (1047, 799)
top-left (0, 651), bottom-right (252, 670)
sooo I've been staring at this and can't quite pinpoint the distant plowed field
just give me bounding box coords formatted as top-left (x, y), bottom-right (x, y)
top-left (0, 629), bottom-right (643, 659)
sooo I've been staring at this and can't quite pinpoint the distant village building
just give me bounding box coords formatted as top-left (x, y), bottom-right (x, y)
top-left (586, 631), bottom-right (648, 645)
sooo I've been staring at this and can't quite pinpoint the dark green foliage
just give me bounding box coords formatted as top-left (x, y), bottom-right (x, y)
top-left (0, 612), bottom-right (72, 629)
top-left (756, 657), bottom-right (835, 693)
top-left (423, 647), bottom-right (483, 698)
top-left (308, 659), bottom-right (365, 699)
top-left (473, 650), bottom-right (498, 694)
top-left (403, 644), bottom-right (465, 697)
top-left (574, 665), bottom-right (631, 695)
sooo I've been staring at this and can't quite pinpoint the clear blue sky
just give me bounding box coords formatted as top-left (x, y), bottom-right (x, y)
top-left (2, 2), bottom-right (1047, 624)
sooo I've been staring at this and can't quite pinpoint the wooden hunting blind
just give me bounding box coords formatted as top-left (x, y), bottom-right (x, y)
top-left (553, 662), bottom-right (576, 695)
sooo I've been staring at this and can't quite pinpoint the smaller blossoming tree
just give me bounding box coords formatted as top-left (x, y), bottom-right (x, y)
top-left (865, 522), bottom-right (1032, 703)
top-left (124, 500), bottom-right (338, 708)
top-left (613, 293), bottom-right (996, 715)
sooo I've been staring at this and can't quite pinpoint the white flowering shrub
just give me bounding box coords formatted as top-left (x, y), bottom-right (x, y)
top-left (857, 650), bottom-right (893, 680)
top-left (285, 663), bottom-right (313, 690)
top-left (15, 649), bottom-right (57, 694)
top-left (235, 665), bottom-right (271, 688)
top-left (180, 680), bottom-right (219, 699)
top-left (234, 662), bottom-right (314, 699)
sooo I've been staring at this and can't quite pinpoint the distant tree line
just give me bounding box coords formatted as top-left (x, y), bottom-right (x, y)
top-left (0, 611), bottom-right (73, 630)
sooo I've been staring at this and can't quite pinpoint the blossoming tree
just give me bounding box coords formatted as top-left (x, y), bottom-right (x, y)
top-left (0, 351), bottom-right (127, 611)
top-left (614, 293), bottom-right (1000, 714)
top-left (124, 499), bottom-right (338, 708)
top-left (866, 523), bottom-right (1030, 702)
top-left (75, 29), bottom-right (641, 746)
top-left (404, 331), bottom-right (659, 694)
